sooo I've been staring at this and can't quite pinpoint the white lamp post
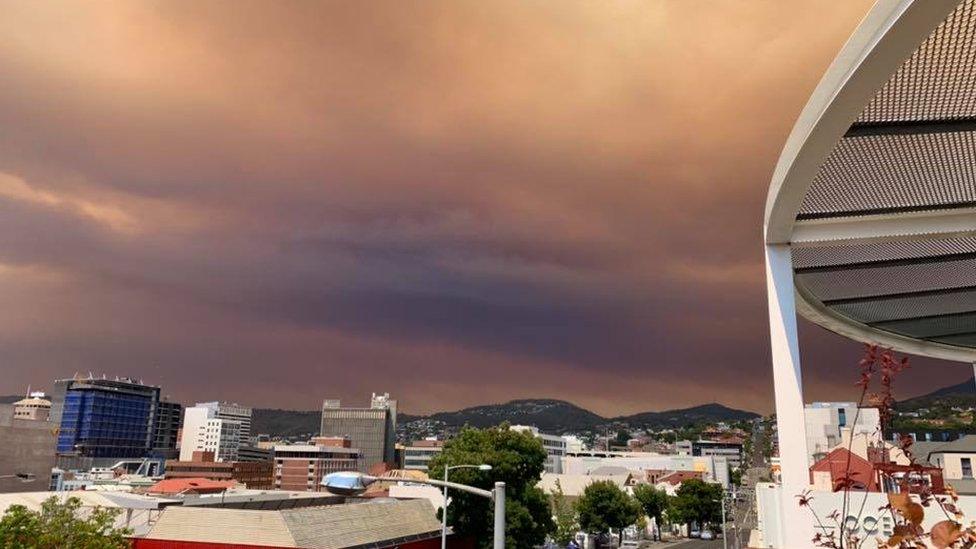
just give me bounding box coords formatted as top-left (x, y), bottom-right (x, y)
top-left (322, 470), bottom-right (505, 549)
top-left (441, 464), bottom-right (492, 549)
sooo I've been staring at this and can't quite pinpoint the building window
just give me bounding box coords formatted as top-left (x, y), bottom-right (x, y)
top-left (838, 408), bottom-right (847, 427)
top-left (962, 458), bottom-right (973, 479)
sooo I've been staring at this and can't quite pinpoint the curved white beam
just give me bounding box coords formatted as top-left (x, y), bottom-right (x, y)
top-left (764, 0), bottom-right (960, 245)
top-left (791, 207), bottom-right (976, 247)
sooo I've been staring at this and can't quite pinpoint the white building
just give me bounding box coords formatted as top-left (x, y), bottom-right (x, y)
top-left (562, 435), bottom-right (585, 454)
top-left (804, 402), bottom-right (881, 464)
top-left (196, 401), bottom-right (252, 443)
top-left (511, 425), bottom-right (567, 474)
top-left (560, 451), bottom-right (730, 488)
top-left (179, 406), bottom-right (242, 462)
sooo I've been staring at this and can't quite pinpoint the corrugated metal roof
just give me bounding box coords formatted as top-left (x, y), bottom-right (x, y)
top-left (146, 506), bottom-right (297, 547)
top-left (143, 499), bottom-right (442, 549)
top-left (282, 499), bottom-right (441, 549)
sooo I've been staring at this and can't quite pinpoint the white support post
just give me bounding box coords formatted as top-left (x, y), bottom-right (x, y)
top-left (764, 244), bottom-right (813, 548)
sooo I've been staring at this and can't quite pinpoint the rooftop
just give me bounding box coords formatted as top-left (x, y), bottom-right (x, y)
top-left (143, 499), bottom-right (442, 548)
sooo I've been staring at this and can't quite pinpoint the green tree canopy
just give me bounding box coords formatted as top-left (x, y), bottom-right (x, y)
top-left (428, 424), bottom-right (554, 548)
top-left (574, 480), bottom-right (640, 536)
top-left (632, 484), bottom-right (669, 525)
top-left (0, 496), bottom-right (131, 549)
top-left (667, 479), bottom-right (723, 529)
top-left (550, 479), bottom-right (579, 545)
top-left (613, 430), bottom-right (631, 448)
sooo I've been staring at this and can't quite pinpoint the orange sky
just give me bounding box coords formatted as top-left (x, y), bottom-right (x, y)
top-left (0, 0), bottom-right (966, 415)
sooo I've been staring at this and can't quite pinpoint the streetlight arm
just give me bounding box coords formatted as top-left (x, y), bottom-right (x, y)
top-left (365, 475), bottom-right (494, 499)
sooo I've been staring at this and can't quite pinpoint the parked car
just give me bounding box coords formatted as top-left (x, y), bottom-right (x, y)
top-left (689, 529), bottom-right (701, 538)
top-left (701, 530), bottom-right (715, 540)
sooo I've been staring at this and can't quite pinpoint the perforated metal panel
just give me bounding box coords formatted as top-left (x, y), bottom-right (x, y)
top-left (931, 333), bottom-right (976, 346)
top-left (798, 132), bottom-right (976, 218)
top-left (792, 236), bottom-right (976, 269)
top-left (829, 287), bottom-right (976, 323)
top-left (874, 311), bottom-right (976, 338)
top-left (859, 0), bottom-right (976, 123)
top-left (797, 256), bottom-right (976, 301)
top-left (791, 0), bottom-right (976, 351)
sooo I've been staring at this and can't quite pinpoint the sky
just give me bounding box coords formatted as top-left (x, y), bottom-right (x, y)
top-left (0, 0), bottom-right (968, 416)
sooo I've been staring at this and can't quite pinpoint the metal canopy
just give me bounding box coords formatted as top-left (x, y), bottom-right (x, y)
top-left (765, 0), bottom-right (976, 362)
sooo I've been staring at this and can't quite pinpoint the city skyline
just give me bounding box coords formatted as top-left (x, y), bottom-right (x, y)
top-left (0, 0), bottom-right (968, 417)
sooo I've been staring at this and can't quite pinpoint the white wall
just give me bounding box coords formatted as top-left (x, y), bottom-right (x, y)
top-left (179, 407), bottom-right (211, 461)
top-left (804, 403), bottom-right (880, 463)
top-left (753, 484), bottom-right (976, 548)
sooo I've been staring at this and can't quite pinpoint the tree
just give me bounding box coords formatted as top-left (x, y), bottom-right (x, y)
top-left (575, 480), bottom-right (640, 542)
top-left (667, 479), bottom-right (723, 531)
top-left (550, 479), bottom-right (579, 545)
top-left (632, 484), bottom-right (669, 539)
top-left (0, 496), bottom-right (131, 548)
top-left (428, 424), bottom-right (554, 549)
top-left (613, 429), bottom-right (631, 448)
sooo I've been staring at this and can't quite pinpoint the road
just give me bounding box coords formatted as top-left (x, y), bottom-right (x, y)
top-left (670, 540), bottom-right (722, 549)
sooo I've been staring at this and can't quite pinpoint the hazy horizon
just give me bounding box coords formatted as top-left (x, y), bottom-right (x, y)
top-left (1, 0), bottom-right (970, 416)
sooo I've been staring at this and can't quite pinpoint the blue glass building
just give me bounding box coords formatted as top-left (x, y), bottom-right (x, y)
top-left (53, 377), bottom-right (160, 459)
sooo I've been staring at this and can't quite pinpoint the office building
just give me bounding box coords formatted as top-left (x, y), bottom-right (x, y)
top-left (197, 401), bottom-right (252, 443)
top-left (273, 441), bottom-right (364, 492)
top-left (676, 439), bottom-right (744, 470)
top-left (511, 425), bottom-right (568, 473)
top-left (151, 399), bottom-right (182, 458)
top-left (237, 445), bottom-right (273, 462)
top-left (52, 376), bottom-right (160, 460)
top-left (179, 406), bottom-right (242, 462)
top-left (320, 393), bottom-right (396, 471)
top-left (804, 402), bottom-right (881, 464)
top-left (165, 451), bottom-right (273, 490)
top-left (402, 439), bottom-right (444, 472)
top-left (13, 392), bottom-right (51, 421)
top-left (0, 403), bottom-right (56, 493)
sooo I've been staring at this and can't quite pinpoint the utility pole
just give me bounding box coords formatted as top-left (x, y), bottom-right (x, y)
top-left (721, 491), bottom-right (728, 549)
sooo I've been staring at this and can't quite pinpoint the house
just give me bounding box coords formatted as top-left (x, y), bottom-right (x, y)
top-left (927, 435), bottom-right (976, 494)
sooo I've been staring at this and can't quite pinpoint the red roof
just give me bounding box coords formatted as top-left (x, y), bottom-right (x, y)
top-left (809, 448), bottom-right (878, 492)
top-left (148, 477), bottom-right (238, 495)
top-left (657, 470), bottom-right (704, 486)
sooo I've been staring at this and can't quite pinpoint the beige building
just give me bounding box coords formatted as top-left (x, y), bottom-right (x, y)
top-left (13, 393), bottom-right (51, 421)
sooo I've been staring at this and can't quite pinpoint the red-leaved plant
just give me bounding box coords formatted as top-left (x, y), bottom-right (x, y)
top-left (797, 345), bottom-right (976, 548)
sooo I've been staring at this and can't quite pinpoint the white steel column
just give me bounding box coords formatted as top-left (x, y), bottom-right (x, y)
top-left (764, 244), bottom-right (812, 548)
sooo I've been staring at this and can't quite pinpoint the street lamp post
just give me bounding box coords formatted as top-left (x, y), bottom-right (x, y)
top-left (442, 464), bottom-right (492, 549)
top-left (322, 471), bottom-right (505, 549)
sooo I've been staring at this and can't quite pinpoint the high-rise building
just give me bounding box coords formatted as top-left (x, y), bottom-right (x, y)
top-left (52, 376), bottom-right (160, 460)
top-left (320, 393), bottom-right (397, 471)
top-left (152, 399), bottom-right (183, 458)
top-left (179, 406), bottom-right (242, 462)
top-left (0, 403), bottom-right (56, 494)
top-left (196, 402), bottom-right (252, 443)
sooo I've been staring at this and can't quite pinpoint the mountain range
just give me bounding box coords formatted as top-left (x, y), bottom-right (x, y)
top-left (895, 375), bottom-right (976, 410)
top-left (251, 399), bottom-right (759, 437)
